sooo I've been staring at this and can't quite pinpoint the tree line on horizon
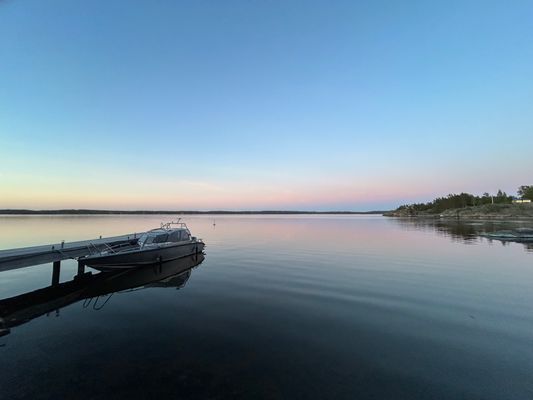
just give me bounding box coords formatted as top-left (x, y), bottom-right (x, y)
top-left (396, 185), bottom-right (533, 214)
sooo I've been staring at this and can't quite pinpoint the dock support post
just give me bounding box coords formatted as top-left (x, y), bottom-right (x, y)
top-left (52, 261), bottom-right (61, 286)
top-left (77, 263), bottom-right (85, 276)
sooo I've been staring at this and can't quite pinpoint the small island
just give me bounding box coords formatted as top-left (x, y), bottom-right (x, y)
top-left (385, 185), bottom-right (533, 219)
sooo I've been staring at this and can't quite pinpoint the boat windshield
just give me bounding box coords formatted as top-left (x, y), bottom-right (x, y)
top-left (168, 230), bottom-right (190, 242)
top-left (138, 233), bottom-right (154, 247)
top-left (153, 234), bottom-right (169, 243)
top-left (138, 229), bottom-right (190, 246)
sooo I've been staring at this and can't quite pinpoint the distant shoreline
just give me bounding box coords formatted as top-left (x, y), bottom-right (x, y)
top-left (0, 209), bottom-right (388, 216)
top-left (384, 203), bottom-right (533, 220)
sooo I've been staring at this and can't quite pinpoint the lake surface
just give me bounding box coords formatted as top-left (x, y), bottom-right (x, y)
top-left (1, 215), bottom-right (533, 399)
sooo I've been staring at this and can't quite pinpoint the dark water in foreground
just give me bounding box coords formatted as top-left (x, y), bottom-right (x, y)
top-left (1, 215), bottom-right (533, 399)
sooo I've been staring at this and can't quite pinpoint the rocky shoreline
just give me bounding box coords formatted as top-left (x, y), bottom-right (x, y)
top-left (384, 203), bottom-right (533, 219)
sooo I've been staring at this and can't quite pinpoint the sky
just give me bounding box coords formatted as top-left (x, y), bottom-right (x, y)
top-left (1, 0), bottom-right (532, 211)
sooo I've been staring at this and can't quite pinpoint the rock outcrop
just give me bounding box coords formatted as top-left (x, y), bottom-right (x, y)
top-left (384, 203), bottom-right (533, 219)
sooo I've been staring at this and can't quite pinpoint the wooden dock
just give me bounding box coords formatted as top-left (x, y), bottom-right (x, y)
top-left (0, 233), bottom-right (143, 272)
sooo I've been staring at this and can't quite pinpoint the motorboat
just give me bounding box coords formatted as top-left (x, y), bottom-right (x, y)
top-left (78, 220), bottom-right (204, 270)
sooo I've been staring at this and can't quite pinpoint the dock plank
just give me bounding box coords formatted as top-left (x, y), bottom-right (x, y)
top-left (0, 233), bottom-right (143, 272)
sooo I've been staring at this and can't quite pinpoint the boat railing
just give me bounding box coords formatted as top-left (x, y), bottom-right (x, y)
top-left (160, 219), bottom-right (189, 230)
top-left (86, 242), bottom-right (100, 255)
top-left (86, 241), bottom-right (119, 255)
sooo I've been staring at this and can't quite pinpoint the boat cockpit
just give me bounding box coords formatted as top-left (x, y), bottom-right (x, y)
top-left (138, 228), bottom-right (192, 248)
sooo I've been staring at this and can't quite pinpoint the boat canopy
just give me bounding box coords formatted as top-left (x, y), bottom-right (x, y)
top-left (138, 228), bottom-right (191, 247)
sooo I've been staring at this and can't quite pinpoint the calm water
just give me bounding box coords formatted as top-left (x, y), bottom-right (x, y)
top-left (1, 215), bottom-right (533, 399)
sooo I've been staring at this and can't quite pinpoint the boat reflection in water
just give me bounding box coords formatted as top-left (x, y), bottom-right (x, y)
top-left (0, 253), bottom-right (205, 338)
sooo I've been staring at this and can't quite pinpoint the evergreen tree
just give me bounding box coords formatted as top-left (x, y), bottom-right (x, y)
top-left (394, 189), bottom-right (514, 213)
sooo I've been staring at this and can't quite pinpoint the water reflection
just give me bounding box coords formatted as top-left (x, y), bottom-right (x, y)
top-left (391, 218), bottom-right (533, 252)
top-left (0, 253), bottom-right (205, 338)
top-left (2, 216), bottom-right (533, 399)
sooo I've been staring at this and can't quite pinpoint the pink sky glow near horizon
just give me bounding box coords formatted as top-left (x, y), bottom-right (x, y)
top-left (1, 172), bottom-right (529, 211)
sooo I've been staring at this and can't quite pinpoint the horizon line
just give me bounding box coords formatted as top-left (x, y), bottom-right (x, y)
top-left (0, 209), bottom-right (390, 215)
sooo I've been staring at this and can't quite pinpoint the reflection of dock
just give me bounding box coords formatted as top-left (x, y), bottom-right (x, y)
top-left (0, 233), bottom-right (142, 272)
top-left (0, 253), bottom-right (205, 338)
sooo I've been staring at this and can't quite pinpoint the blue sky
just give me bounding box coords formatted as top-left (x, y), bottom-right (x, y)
top-left (1, 0), bottom-right (532, 210)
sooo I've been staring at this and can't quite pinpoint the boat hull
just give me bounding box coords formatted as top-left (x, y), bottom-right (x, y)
top-left (79, 240), bottom-right (204, 270)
